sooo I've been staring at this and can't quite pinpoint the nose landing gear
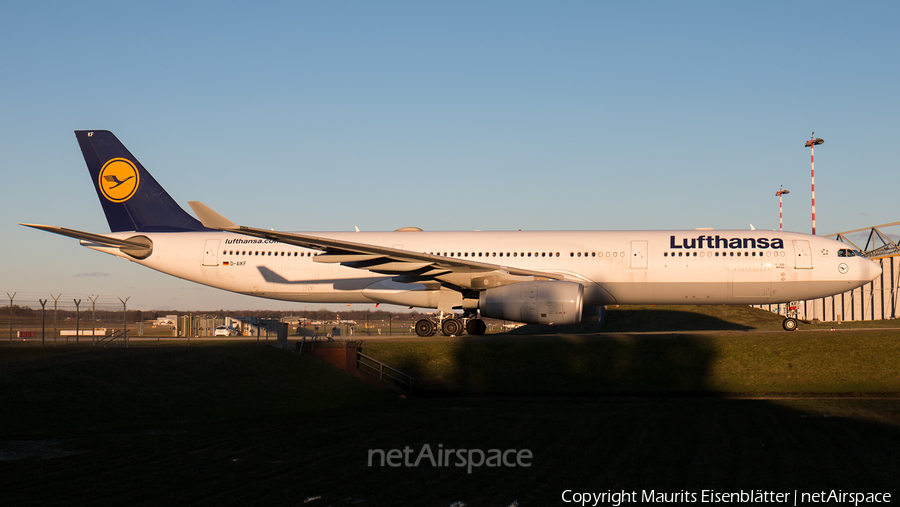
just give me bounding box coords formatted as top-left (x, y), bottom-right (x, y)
top-left (782, 317), bottom-right (798, 331)
top-left (782, 301), bottom-right (800, 331)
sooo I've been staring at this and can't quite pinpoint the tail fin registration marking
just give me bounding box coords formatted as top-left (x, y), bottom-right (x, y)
top-left (98, 158), bottom-right (140, 202)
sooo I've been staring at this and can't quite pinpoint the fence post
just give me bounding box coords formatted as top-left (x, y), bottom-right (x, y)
top-left (89, 294), bottom-right (99, 345)
top-left (119, 297), bottom-right (129, 348)
top-left (51, 294), bottom-right (61, 346)
top-left (74, 299), bottom-right (81, 346)
top-left (40, 299), bottom-right (47, 348)
top-left (7, 292), bottom-right (15, 343)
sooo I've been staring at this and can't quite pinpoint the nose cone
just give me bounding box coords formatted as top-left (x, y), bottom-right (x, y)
top-left (867, 258), bottom-right (883, 281)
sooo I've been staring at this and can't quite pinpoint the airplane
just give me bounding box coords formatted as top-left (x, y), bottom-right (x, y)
top-left (22, 130), bottom-right (882, 336)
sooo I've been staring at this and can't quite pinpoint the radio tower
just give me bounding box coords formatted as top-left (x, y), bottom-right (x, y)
top-left (804, 133), bottom-right (824, 235)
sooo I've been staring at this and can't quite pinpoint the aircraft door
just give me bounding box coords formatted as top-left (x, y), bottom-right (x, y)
top-left (630, 240), bottom-right (648, 269)
top-left (792, 240), bottom-right (813, 269)
top-left (202, 239), bottom-right (220, 266)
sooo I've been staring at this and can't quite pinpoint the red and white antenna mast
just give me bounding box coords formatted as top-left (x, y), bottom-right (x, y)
top-left (775, 186), bottom-right (790, 231)
top-left (804, 133), bottom-right (824, 235)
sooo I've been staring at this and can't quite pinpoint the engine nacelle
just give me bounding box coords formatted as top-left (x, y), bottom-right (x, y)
top-left (479, 281), bottom-right (583, 325)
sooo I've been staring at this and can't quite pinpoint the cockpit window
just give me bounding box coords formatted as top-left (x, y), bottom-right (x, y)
top-left (838, 249), bottom-right (860, 257)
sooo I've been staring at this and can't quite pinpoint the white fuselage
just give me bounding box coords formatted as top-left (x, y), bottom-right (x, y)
top-left (84, 229), bottom-right (882, 309)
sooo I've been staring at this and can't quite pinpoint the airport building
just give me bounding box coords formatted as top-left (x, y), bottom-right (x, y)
top-left (756, 222), bottom-right (900, 323)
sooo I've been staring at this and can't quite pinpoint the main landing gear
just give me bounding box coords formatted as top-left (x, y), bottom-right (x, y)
top-left (415, 312), bottom-right (486, 337)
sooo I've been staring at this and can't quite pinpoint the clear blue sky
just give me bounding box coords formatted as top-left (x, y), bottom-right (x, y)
top-left (2, 1), bottom-right (898, 311)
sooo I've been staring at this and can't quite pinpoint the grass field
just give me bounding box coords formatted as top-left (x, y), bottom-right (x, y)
top-left (360, 331), bottom-right (900, 396)
top-left (3, 307), bottom-right (900, 506)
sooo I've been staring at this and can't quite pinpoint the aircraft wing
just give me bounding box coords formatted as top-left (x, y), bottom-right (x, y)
top-left (188, 201), bottom-right (565, 292)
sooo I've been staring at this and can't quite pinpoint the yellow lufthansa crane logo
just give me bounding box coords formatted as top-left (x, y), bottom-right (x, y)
top-left (98, 158), bottom-right (140, 202)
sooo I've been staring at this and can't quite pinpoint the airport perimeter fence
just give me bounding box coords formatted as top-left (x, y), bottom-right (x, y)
top-left (2, 292), bottom-right (134, 347)
top-left (2, 292), bottom-right (515, 347)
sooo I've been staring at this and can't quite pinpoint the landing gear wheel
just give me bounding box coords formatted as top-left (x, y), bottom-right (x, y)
top-left (441, 318), bottom-right (463, 336)
top-left (465, 318), bottom-right (486, 336)
top-left (415, 319), bottom-right (436, 337)
top-left (782, 318), bottom-right (798, 332)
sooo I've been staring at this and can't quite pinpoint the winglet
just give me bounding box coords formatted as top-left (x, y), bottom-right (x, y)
top-left (187, 201), bottom-right (239, 230)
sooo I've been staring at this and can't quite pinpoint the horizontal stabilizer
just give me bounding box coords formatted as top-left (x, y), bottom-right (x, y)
top-left (20, 224), bottom-right (149, 248)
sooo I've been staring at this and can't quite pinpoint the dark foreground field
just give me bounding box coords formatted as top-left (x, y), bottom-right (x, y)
top-left (2, 335), bottom-right (900, 506)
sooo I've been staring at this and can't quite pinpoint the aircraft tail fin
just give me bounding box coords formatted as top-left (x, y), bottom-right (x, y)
top-left (75, 130), bottom-right (207, 232)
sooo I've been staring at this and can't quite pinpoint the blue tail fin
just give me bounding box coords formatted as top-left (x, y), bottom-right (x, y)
top-left (76, 130), bottom-right (208, 232)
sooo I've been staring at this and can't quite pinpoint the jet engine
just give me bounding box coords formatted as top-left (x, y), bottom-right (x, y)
top-left (479, 281), bottom-right (583, 325)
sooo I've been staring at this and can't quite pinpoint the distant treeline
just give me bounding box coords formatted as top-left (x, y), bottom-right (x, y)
top-left (1, 305), bottom-right (430, 322)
